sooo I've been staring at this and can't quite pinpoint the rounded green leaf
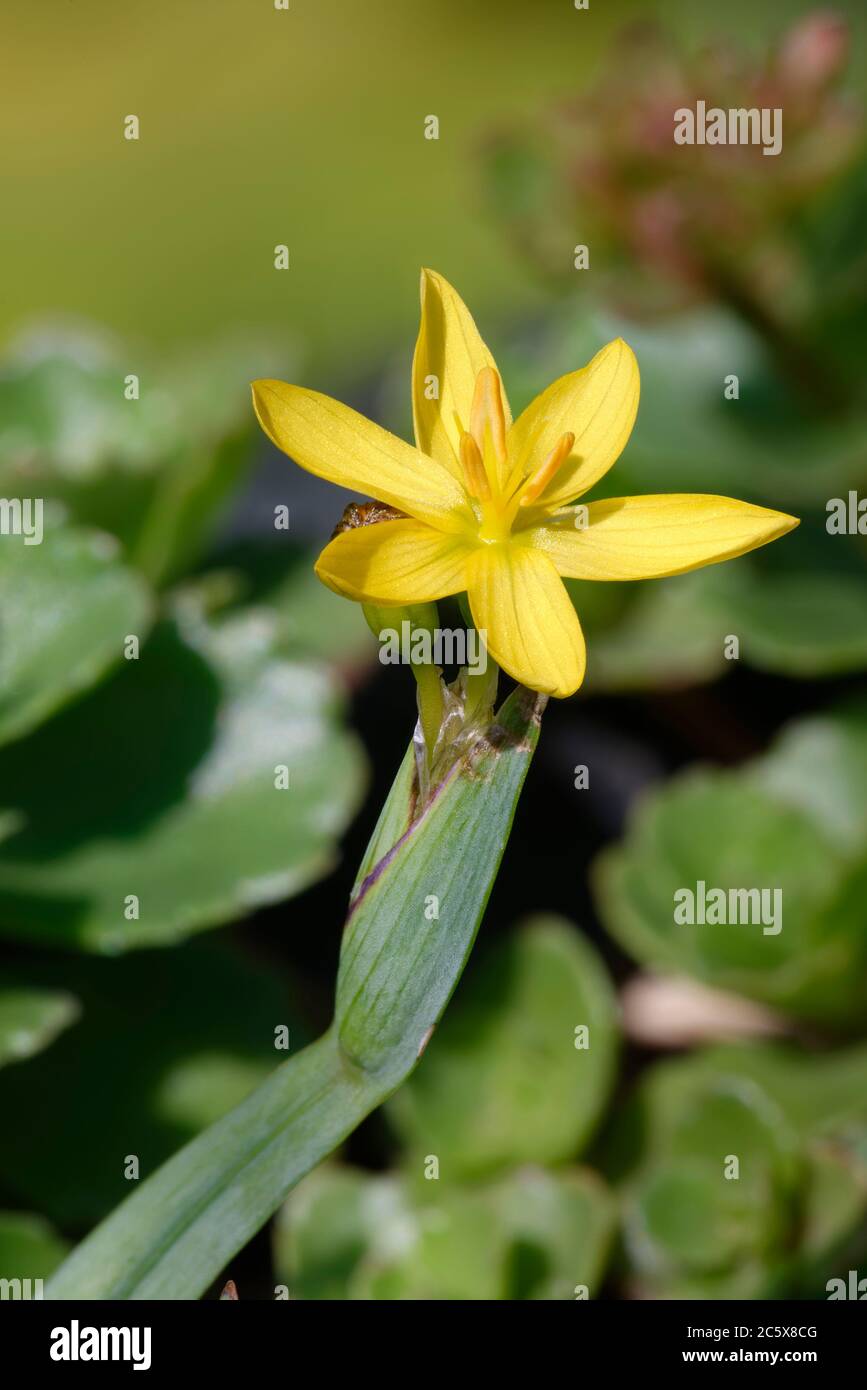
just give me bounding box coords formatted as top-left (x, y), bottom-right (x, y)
top-left (0, 519), bottom-right (151, 747)
top-left (273, 1165), bottom-right (409, 1301)
top-left (595, 762), bottom-right (866, 1023)
top-left (727, 573), bottom-right (867, 677)
top-left (0, 608), bottom-right (366, 950)
top-left (277, 1163), bottom-right (614, 1301)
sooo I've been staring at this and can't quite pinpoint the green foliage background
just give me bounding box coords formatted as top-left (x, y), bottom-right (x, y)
top-left (1, 0), bottom-right (866, 1300)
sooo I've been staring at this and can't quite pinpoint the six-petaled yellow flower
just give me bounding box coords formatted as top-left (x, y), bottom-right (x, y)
top-left (252, 270), bottom-right (798, 697)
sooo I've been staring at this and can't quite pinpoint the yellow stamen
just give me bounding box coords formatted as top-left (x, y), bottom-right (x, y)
top-left (519, 432), bottom-right (576, 508)
top-left (470, 367), bottom-right (508, 470)
top-left (459, 431), bottom-right (491, 501)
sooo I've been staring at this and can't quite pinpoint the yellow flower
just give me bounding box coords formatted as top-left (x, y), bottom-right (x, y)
top-left (252, 270), bottom-right (798, 697)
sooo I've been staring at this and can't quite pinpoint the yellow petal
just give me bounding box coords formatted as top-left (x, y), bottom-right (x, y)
top-left (315, 518), bottom-right (474, 604)
top-left (467, 543), bottom-right (586, 698)
top-left (507, 339), bottom-right (639, 512)
top-left (252, 379), bottom-right (472, 534)
top-left (411, 269), bottom-right (512, 484)
top-left (531, 494), bottom-right (799, 580)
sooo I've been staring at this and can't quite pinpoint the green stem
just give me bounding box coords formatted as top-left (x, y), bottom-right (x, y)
top-left (412, 657), bottom-right (444, 762)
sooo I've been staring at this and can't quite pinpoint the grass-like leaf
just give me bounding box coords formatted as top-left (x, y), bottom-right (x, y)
top-left (46, 687), bottom-right (543, 1299)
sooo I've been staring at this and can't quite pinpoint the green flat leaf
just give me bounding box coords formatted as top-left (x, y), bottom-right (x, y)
top-left (595, 706), bottom-right (867, 1022)
top-left (726, 573), bottom-right (867, 677)
top-left (277, 1162), bottom-right (614, 1301)
top-left (358, 1166), bottom-right (615, 1300)
top-left (0, 518), bottom-right (151, 747)
top-left (0, 606), bottom-right (366, 950)
top-left (0, 941), bottom-right (305, 1228)
top-left (0, 987), bottom-right (79, 1069)
top-left (273, 1165), bottom-right (409, 1301)
top-left (580, 569), bottom-right (740, 693)
top-left (0, 325), bottom-right (296, 582)
top-left (614, 1062), bottom-right (800, 1298)
top-left (197, 540), bottom-right (373, 670)
top-left (0, 1211), bottom-right (68, 1285)
top-left (353, 1181), bottom-right (507, 1301)
top-left (605, 1043), bottom-right (867, 1299)
top-left (750, 702), bottom-right (867, 854)
top-left (493, 1165), bottom-right (615, 1301)
top-left (46, 688), bottom-right (543, 1299)
top-left (388, 916), bottom-right (617, 1177)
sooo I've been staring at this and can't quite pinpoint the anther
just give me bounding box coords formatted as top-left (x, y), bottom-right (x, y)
top-left (470, 367), bottom-right (508, 468)
top-left (459, 431), bottom-right (491, 500)
top-left (519, 432), bottom-right (576, 507)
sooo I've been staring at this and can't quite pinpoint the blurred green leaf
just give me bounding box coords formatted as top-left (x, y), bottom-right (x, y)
top-left (0, 1211), bottom-right (68, 1285)
top-left (0, 986), bottom-right (79, 1069)
top-left (595, 704), bottom-right (867, 1024)
top-left (750, 703), bottom-right (867, 855)
top-left (273, 1165), bottom-right (408, 1301)
top-left (605, 1043), bottom-right (867, 1299)
top-left (497, 304), bottom-right (867, 512)
top-left (0, 605), bottom-right (366, 950)
top-left (0, 518), bottom-right (151, 747)
top-left (204, 540), bottom-right (373, 670)
top-left (0, 940), bottom-right (305, 1228)
top-left (493, 1165), bottom-right (614, 1301)
top-left (276, 1162), bottom-right (614, 1301)
top-left (355, 1167), bottom-right (615, 1300)
top-left (388, 916), bottom-right (618, 1177)
top-left (352, 1181), bottom-right (508, 1301)
top-left (0, 325), bottom-right (295, 582)
top-left (724, 572), bottom-right (867, 677)
top-left (579, 569), bottom-right (739, 692)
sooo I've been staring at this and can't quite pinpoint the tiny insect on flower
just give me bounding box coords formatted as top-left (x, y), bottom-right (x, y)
top-left (252, 270), bottom-right (797, 697)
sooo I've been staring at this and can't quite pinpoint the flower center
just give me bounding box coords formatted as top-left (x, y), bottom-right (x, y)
top-left (457, 368), bottom-right (575, 542)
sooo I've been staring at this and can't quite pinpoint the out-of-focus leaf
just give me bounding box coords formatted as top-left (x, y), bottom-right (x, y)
top-left (724, 572), bottom-right (867, 677)
top-left (624, 1082), bottom-right (799, 1298)
top-left (595, 704), bottom-right (867, 1024)
top-left (0, 518), bottom-right (151, 747)
top-left (388, 916), bottom-right (618, 1177)
top-left (272, 1166), bottom-right (409, 1301)
top-left (496, 303), bottom-right (867, 510)
top-left (750, 703), bottom-right (867, 855)
top-left (580, 569), bottom-right (740, 692)
top-left (276, 1162), bottom-right (614, 1301)
top-left (355, 1167), bottom-right (614, 1300)
top-left (605, 1043), bottom-right (867, 1299)
top-left (46, 689), bottom-right (543, 1299)
top-left (0, 606), bottom-right (366, 950)
top-left (493, 1165), bottom-right (615, 1301)
top-left (0, 1211), bottom-right (68, 1285)
top-left (0, 987), bottom-right (79, 1069)
top-left (0, 324), bottom-right (296, 582)
top-left (353, 1183), bottom-right (506, 1301)
top-left (0, 941), bottom-right (306, 1228)
top-left (203, 541), bottom-right (372, 671)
